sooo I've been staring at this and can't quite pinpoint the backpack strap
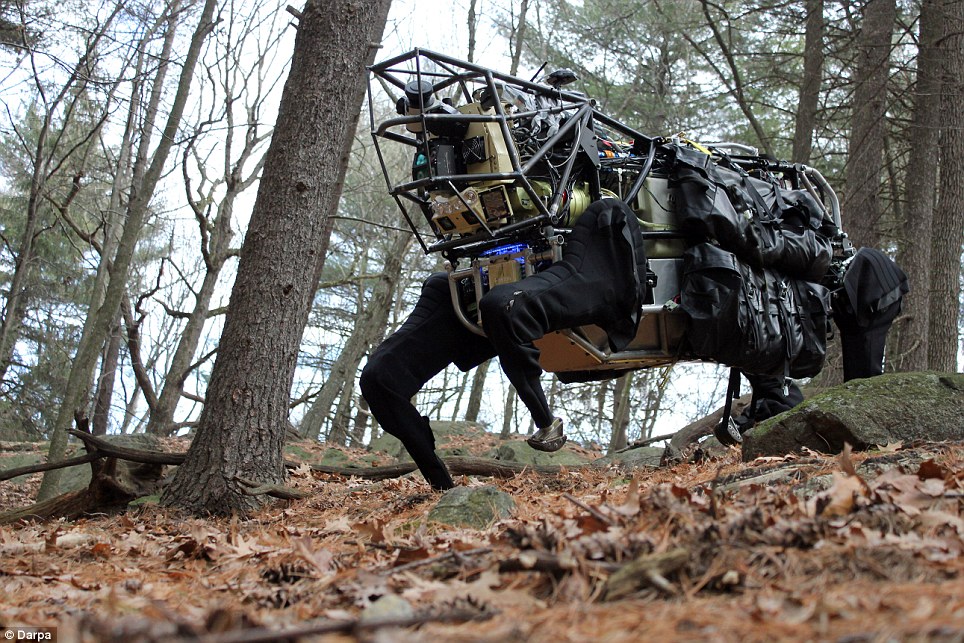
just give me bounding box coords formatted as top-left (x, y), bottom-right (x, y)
top-left (713, 367), bottom-right (744, 446)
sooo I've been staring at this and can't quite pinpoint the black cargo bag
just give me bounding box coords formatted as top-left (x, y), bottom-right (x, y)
top-left (678, 242), bottom-right (830, 378)
top-left (669, 144), bottom-right (834, 282)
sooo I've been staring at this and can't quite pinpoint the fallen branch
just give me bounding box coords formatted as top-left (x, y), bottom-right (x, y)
top-left (1, 431), bottom-right (593, 520)
top-left (0, 452), bottom-right (100, 482)
top-left (309, 456), bottom-right (575, 481)
top-left (382, 546), bottom-right (492, 576)
top-left (498, 549), bottom-right (620, 575)
top-left (601, 548), bottom-right (689, 600)
top-left (562, 492), bottom-right (616, 525)
top-left (661, 394), bottom-right (751, 464)
top-left (616, 431), bottom-right (679, 452)
top-left (67, 430), bottom-right (185, 465)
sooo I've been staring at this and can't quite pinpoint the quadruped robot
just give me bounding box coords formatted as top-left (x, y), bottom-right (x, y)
top-left (366, 49), bottom-right (851, 381)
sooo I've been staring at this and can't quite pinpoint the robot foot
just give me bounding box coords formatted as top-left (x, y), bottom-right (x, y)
top-left (527, 417), bottom-right (566, 452)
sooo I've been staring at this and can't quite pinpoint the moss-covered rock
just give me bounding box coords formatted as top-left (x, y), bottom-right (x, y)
top-left (427, 485), bottom-right (515, 529)
top-left (593, 446), bottom-right (664, 470)
top-left (283, 443), bottom-right (316, 461)
top-left (488, 440), bottom-right (590, 466)
top-left (368, 421), bottom-right (489, 459)
top-left (742, 372), bottom-right (964, 461)
top-left (0, 453), bottom-right (43, 485)
top-left (316, 448), bottom-right (351, 466)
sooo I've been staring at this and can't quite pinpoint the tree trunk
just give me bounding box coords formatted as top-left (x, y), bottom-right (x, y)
top-left (327, 380), bottom-right (354, 447)
top-left (792, 0), bottom-right (824, 163)
top-left (893, 0), bottom-right (943, 372)
top-left (161, 0), bottom-right (392, 515)
top-left (608, 373), bottom-right (633, 453)
top-left (349, 395), bottom-right (370, 447)
top-left (464, 358), bottom-right (490, 422)
top-left (842, 0), bottom-right (896, 250)
top-left (92, 317), bottom-right (122, 436)
top-left (500, 388), bottom-right (516, 439)
top-left (450, 370), bottom-right (470, 421)
top-left (509, 0), bottom-right (529, 76)
top-left (928, 0), bottom-right (964, 372)
top-left (467, 0), bottom-right (478, 63)
top-left (146, 196), bottom-right (238, 436)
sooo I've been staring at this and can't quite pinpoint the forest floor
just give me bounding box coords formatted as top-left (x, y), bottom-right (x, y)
top-left (0, 435), bottom-right (961, 642)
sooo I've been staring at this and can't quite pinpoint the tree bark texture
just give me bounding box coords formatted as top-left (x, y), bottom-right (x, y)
top-left (893, 0), bottom-right (943, 372)
top-left (792, 0), bottom-right (824, 163)
top-left (162, 0), bottom-right (393, 515)
top-left (92, 317), bottom-right (122, 436)
top-left (608, 373), bottom-right (633, 453)
top-left (929, 0), bottom-right (964, 371)
top-left (465, 359), bottom-right (491, 423)
top-left (843, 0), bottom-right (896, 250)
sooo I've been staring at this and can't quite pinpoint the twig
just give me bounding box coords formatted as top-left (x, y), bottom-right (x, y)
top-left (601, 548), bottom-right (689, 600)
top-left (562, 492), bottom-right (615, 525)
top-left (382, 547), bottom-right (492, 576)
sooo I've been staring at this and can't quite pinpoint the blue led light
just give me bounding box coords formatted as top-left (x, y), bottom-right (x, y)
top-left (481, 243), bottom-right (527, 257)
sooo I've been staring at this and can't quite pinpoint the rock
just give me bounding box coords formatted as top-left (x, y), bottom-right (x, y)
top-left (489, 440), bottom-right (590, 466)
top-left (369, 421), bottom-right (489, 460)
top-left (742, 372), bottom-right (964, 461)
top-left (317, 448), bottom-right (351, 466)
top-left (427, 485), bottom-right (515, 529)
top-left (367, 431), bottom-right (407, 459)
top-left (61, 433), bottom-right (163, 494)
top-left (283, 443), bottom-right (316, 462)
top-left (593, 446), bottom-right (664, 470)
top-left (359, 594), bottom-right (415, 624)
top-left (0, 453), bottom-right (43, 485)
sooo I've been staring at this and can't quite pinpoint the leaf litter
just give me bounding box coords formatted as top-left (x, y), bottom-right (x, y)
top-left (0, 439), bottom-right (960, 642)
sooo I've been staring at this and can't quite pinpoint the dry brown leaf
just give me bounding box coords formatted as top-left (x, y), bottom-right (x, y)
top-left (812, 472), bottom-right (869, 517)
top-left (838, 442), bottom-right (858, 477)
top-left (392, 546), bottom-right (431, 567)
top-left (292, 536), bottom-right (336, 575)
top-left (917, 459), bottom-right (949, 481)
top-left (876, 441), bottom-right (904, 453)
top-left (352, 518), bottom-right (389, 544)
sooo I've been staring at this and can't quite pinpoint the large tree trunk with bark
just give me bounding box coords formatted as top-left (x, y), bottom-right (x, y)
top-left (929, 0), bottom-right (964, 372)
top-left (792, 0), bottom-right (824, 164)
top-left (162, 0), bottom-right (393, 515)
top-left (893, 0), bottom-right (943, 371)
top-left (843, 0), bottom-right (896, 251)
